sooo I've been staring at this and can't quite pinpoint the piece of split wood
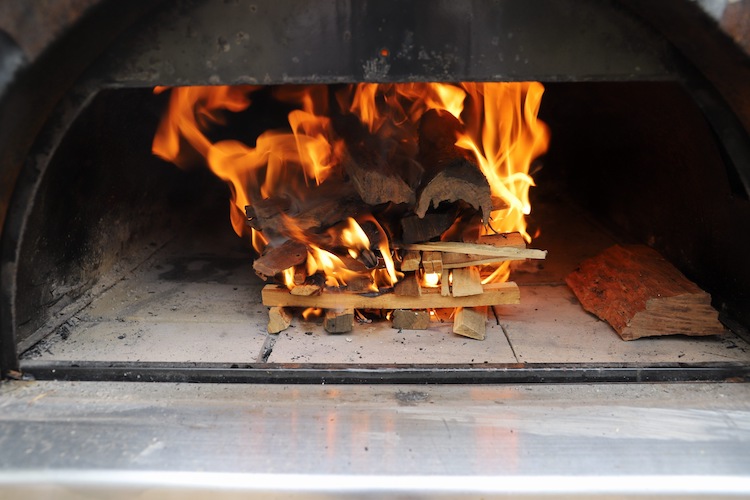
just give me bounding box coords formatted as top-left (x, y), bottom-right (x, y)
top-left (324, 309), bottom-right (354, 334)
top-left (262, 281), bottom-right (520, 309)
top-left (394, 273), bottom-right (422, 296)
top-left (392, 309), bottom-right (430, 330)
top-left (422, 251), bottom-right (443, 274)
top-left (399, 241), bottom-right (546, 260)
top-left (475, 232), bottom-right (526, 248)
top-left (400, 250), bottom-right (422, 272)
top-left (290, 284), bottom-right (321, 296)
top-left (453, 306), bottom-right (488, 340)
top-left (566, 244), bottom-right (725, 340)
top-left (451, 267), bottom-right (484, 297)
top-left (441, 269), bottom-right (450, 297)
top-left (253, 240), bottom-right (308, 279)
top-left (267, 307), bottom-right (292, 334)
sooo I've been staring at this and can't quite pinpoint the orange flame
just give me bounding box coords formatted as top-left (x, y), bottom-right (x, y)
top-left (152, 82), bottom-right (548, 290)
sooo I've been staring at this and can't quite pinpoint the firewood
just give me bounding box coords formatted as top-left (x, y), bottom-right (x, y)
top-left (262, 282), bottom-right (520, 309)
top-left (400, 211), bottom-right (456, 244)
top-left (441, 269), bottom-right (450, 296)
top-left (400, 250), bottom-right (421, 272)
top-left (475, 232), bottom-right (526, 248)
top-left (399, 241), bottom-right (546, 260)
top-left (394, 273), bottom-right (422, 296)
top-left (415, 160), bottom-right (493, 222)
top-left (453, 306), bottom-right (487, 340)
top-left (392, 309), bottom-right (430, 330)
top-left (267, 307), bottom-right (292, 334)
top-left (441, 233), bottom-right (532, 268)
top-left (293, 265), bottom-right (307, 286)
top-left (451, 267), bottom-right (483, 297)
top-left (345, 275), bottom-right (376, 293)
top-left (290, 284), bottom-right (321, 296)
top-left (341, 143), bottom-right (416, 206)
top-left (416, 110), bottom-right (492, 219)
top-left (246, 181), bottom-right (366, 236)
top-left (324, 309), bottom-right (354, 334)
top-left (421, 251), bottom-right (443, 274)
top-left (566, 244), bottom-right (725, 340)
top-left (253, 240), bottom-right (308, 279)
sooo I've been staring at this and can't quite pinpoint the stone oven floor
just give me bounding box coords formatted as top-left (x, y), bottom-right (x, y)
top-left (21, 198), bottom-right (750, 365)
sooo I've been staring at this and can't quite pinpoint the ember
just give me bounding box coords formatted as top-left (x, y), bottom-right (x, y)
top-left (152, 83), bottom-right (549, 337)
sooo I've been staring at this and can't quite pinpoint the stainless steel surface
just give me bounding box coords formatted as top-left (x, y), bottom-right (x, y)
top-left (0, 380), bottom-right (749, 497)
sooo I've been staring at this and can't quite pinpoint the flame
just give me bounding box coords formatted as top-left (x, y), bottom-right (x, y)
top-left (457, 82), bottom-right (549, 242)
top-left (423, 272), bottom-right (440, 288)
top-left (152, 82), bottom-right (548, 291)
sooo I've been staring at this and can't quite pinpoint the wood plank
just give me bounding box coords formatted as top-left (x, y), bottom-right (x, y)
top-left (451, 267), bottom-right (483, 297)
top-left (443, 254), bottom-right (522, 269)
top-left (443, 232), bottom-right (530, 268)
top-left (566, 244), bottom-right (725, 340)
top-left (476, 232), bottom-right (526, 248)
top-left (262, 282), bottom-right (520, 309)
top-left (453, 306), bottom-right (487, 340)
top-left (398, 241), bottom-right (546, 260)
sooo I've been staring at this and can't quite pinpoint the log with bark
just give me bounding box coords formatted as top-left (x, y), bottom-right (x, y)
top-left (415, 109), bottom-right (493, 221)
top-left (566, 244), bottom-right (725, 340)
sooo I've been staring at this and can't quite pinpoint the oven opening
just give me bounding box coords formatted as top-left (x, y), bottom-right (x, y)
top-left (10, 80), bottom-right (750, 383)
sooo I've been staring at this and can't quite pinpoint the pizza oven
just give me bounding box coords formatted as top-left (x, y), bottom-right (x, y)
top-left (1, 0), bottom-right (750, 496)
top-left (2, 0), bottom-right (750, 382)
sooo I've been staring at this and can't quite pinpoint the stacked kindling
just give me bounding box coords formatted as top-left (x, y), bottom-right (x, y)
top-left (261, 232), bottom-right (546, 340)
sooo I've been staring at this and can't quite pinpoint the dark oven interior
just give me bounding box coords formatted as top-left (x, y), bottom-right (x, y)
top-left (2, 0), bottom-right (750, 382)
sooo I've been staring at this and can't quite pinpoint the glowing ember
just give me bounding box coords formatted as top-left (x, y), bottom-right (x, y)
top-left (152, 82), bottom-right (549, 292)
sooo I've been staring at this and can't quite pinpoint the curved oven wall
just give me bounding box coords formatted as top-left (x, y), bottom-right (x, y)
top-left (1, 0), bottom-right (750, 375)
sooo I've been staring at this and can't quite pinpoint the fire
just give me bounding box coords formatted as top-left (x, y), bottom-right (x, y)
top-left (152, 82), bottom-right (549, 291)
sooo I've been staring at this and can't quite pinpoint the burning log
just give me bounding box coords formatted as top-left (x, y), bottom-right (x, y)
top-left (253, 240), bottom-right (308, 279)
top-left (415, 109), bottom-right (493, 221)
top-left (400, 210), bottom-right (457, 244)
top-left (342, 153), bottom-right (416, 207)
top-left (262, 282), bottom-right (520, 309)
top-left (453, 307), bottom-right (488, 340)
top-left (415, 161), bottom-right (493, 222)
top-left (566, 245), bottom-right (725, 340)
top-left (246, 182), bottom-right (367, 235)
top-left (392, 309), bottom-right (431, 330)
